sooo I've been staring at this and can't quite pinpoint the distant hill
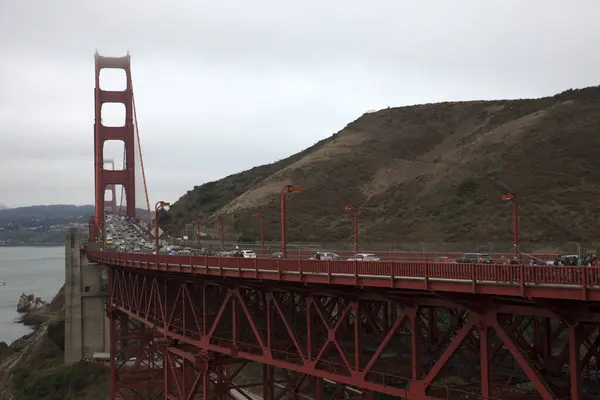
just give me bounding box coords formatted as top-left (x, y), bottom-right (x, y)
top-left (164, 86), bottom-right (600, 250)
top-left (0, 205), bottom-right (150, 222)
top-left (0, 204), bottom-right (150, 245)
top-left (0, 205), bottom-right (95, 222)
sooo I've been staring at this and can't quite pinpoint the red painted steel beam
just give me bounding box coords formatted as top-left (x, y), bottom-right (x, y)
top-left (108, 268), bottom-right (599, 399)
top-left (90, 250), bottom-right (600, 301)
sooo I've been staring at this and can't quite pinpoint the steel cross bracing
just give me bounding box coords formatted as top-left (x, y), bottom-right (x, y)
top-left (107, 266), bottom-right (600, 399)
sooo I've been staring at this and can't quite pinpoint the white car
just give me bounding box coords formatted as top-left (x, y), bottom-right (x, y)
top-left (241, 250), bottom-right (257, 258)
top-left (309, 252), bottom-right (340, 261)
top-left (347, 253), bottom-right (380, 261)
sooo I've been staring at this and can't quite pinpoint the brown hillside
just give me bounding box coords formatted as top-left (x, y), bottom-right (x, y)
top-left (165, 86), bottom-right (600, 250)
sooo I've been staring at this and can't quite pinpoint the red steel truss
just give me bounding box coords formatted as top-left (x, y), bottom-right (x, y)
top-left (161, 350), bottom-right (363, 400)
top-left (109, 311), bottom-right (164, 399)
top-left (107, 265), bottom-right (600, 399)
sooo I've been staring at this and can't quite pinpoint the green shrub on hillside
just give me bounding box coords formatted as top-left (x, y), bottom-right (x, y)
top-left (12, 361), bottom-right (107, 400)
top-left (47, 319), bottom-right (65, 351)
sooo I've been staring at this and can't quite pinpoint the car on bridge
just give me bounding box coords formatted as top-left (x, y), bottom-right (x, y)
top-left (227, 249), bottom-right (257, 258)
top-left (547, 254), bottom-right (579, 266)
top-left (455, 253), bottom-right (493, 264)
top-left (240, 250), bottom-right (257, 258)
top-left (432, 256), bottom-right (455, 263)
top-left (347, 253), bottom-right (380, 261)
top-left (309, 252), bottom-right (340, 261)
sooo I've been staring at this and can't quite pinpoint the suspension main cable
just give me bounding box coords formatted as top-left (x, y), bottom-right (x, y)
top-left (131, 86), bottom-right (153, 224)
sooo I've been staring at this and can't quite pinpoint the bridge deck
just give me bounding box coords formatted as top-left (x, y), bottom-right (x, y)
top-left (88, 251), bottom-right (600, 301)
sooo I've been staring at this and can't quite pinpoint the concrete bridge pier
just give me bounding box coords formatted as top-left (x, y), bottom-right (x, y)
top-left (64, 228), bottom-right (110, 363)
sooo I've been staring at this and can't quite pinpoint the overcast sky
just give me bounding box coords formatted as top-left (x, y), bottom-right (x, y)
top-left (1, 1), bottom-right (599, 208)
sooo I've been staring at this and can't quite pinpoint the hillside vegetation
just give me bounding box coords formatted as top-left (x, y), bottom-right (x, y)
top-left (165, 86), bottom-right (600, 250)
top-left (0, 286), bottom-right (109, 400)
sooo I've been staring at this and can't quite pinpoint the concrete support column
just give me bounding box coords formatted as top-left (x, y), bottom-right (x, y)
top-left (64, 228), bottom-right (110, 364)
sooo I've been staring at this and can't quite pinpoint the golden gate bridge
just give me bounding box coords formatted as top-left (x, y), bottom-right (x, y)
top-left (87, 52), bottom-right (599, 400)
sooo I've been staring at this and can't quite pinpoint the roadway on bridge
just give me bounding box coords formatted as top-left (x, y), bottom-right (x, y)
top-left (93, 216), bottom-right (600, 302)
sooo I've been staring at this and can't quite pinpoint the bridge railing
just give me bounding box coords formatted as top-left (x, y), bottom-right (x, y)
top-left (88, 250), bottom-right (600, 291)
top-left (168, 242), bottom-right (562, 263)
top-left (166, 237), bottom-right (600, 261)
top-left (173, 238), bottom-right (598, 254)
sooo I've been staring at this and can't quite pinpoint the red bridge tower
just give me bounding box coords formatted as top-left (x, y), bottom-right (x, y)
top-left (94, 52), bottom-right (136, 223)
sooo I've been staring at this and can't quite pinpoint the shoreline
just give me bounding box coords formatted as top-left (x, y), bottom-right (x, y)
top-left (3, 286), bottom-right (64, 345)
top-left (0, 319), bottom-right (33, 348)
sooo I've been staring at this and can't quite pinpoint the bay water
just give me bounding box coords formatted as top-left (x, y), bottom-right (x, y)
top-left (0, 246), bottom-right (64, 344)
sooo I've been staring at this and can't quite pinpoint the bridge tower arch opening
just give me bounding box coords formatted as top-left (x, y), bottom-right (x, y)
top-left (103, 184), bottom-right (128, 216)
top-left (104, 185), bottom-right (118, 215)
top-left (103, 159), bottom-right (118, 214)
top-left (94, 52), bottom-right (136, 222)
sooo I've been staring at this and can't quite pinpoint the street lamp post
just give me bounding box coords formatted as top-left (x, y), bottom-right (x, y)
top-left (154, 201), bottom-right (170, 254)
top-left (101, 211), bottom-right (109, 249)
top-left (178, 222), bottom-right (185, 246)
top-left (88, 216), bottom-right (96, 243)
top-left (251, 212), bottom-right (265, 254)
top-left (500, 193), bottom-right (518, 261)
top-left (191, 219), bottom-right (201, 250)
top-left (196, 223), bottom-right (201, 249)
top-left (344, 204), bottom-right (359, 252)
top-left (281, 185), bottom-right (301, 259)
top-left (216, 216), bottom-right (225, 250)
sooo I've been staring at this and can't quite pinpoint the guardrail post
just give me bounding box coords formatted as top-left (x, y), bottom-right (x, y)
top-left (471, 264), bottom-right (476, 293)
top-left (424, 262), bottom-right (429, 291)
top-left (389, 261), bottom-right (394, 287)
top-left (519, 265), bottom-right (525, 297)
top-left (277, 259), bottom-right (281, 280)
top-left (581, 266), bottom-right (587, 301)
top-left (299, 259), bottom-right (303, 282)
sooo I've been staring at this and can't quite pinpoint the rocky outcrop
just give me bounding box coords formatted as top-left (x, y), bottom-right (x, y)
top-left (16, 293), bottom-right (48, 313)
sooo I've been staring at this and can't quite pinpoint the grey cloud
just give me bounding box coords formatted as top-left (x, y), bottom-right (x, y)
top-left (1, 0), bottom-right (600, 207)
